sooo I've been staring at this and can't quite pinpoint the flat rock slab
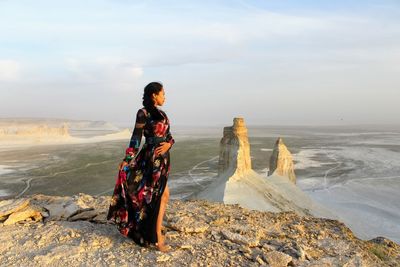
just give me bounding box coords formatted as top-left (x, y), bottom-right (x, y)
top-left (43, 200), bottom-right (80, 221)
top-left (91, 212), bottom-right (108, 223)
top-left (264, 251), bottom-right (293, 267)
top-left (3, 205), bottom-right (43, 225)
top-left (68, 209), bottom-right (98, 221)
top-left (168, 216), bottom-right (209, 233)
top-left (220, 229), bottom-right (259, 247)
top-left (0, 198), bottom-right (30, 218)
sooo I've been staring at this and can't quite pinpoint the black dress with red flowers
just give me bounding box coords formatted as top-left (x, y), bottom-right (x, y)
top-left (106, 107), bottom-right (175, 246)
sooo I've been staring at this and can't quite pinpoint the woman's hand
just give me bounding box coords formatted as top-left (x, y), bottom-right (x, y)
top-left (155, 142), bottom-right (171, 157)
top-left (119, 161), bottom-right (128, 171)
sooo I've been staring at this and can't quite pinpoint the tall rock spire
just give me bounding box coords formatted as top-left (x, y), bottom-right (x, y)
top-left (196, 119), bottom-right (333, 218)
top-left (218, 117), bottom-right (252, 177)
top-left (268, 137), bottom-right (296, 183)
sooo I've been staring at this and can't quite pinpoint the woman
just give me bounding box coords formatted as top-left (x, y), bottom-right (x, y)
top-left (107, 82), bottom-right (174, 252)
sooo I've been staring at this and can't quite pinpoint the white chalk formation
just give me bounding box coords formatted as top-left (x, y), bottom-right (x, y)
top-left (268, 137), bottom-right (297, 184)
top-left (218, 118), bottom-right (252, 177)
top-left (197, 117), bottom-right (333, 218)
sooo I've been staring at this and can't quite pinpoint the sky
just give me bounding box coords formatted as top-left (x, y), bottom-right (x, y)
top-left (0, 0), bottom-right (399, 126)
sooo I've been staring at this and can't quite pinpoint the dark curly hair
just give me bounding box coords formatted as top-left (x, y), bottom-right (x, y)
top-left (142, 82), bottom-right (164, 120)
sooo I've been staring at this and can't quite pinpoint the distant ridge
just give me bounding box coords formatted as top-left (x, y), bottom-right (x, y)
top-left (0, 117), bottom-right (120, 131)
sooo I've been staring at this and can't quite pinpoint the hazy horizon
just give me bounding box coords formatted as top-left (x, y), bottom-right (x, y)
top-left (1, 116), bottom-right (400, 129)
top-left (1, 0), bottom-right (399, 126)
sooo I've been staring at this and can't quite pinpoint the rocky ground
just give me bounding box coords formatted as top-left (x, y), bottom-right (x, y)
top-left (0, 193), bottom-right (399, 267)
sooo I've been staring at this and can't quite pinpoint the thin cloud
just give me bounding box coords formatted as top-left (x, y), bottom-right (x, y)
top-left (65, 57), bottom-right (143, 91)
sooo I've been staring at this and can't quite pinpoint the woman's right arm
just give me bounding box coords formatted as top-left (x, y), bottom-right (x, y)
top-left (128, 109), bottom-right (146, 156)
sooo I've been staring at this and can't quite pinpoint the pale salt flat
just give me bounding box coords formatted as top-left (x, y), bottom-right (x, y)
top-left (0, 129), bottom-right (132, 152)
top-left (293, 149), bottom-right (331, 169)
top-left (0, 165), bottom-right (14, 176)
top-left (297, 145), bottom-right (400, 243)
top-left (0, 189), bottom-right (10, 197)
top-left (309, 179), bottom-right (400, 243)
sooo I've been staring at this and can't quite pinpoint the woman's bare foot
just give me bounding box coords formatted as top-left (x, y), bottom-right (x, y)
top-left (156, 243), bottom-right (171, 252)
top-left (155, 235), bottom-right (171, 252)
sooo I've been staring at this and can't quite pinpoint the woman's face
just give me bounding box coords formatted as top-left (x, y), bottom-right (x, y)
top-left (153, 88), bottom-right (165, 106)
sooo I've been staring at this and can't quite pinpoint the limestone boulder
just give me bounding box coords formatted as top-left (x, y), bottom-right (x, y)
top-left (0, 198), bottom-right (30, 218)
top-left (3, 205), bottom-right (43, 225)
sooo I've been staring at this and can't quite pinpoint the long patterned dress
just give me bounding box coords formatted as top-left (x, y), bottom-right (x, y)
top-left (107, 107), bottom-right (175, 246)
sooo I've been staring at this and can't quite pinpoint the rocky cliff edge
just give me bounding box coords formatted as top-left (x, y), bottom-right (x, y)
top-left (0, 193), bottom-right (399, 267)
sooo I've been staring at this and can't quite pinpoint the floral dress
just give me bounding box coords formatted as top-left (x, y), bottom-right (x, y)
top-left (107, 107), bottom-right (175, 246)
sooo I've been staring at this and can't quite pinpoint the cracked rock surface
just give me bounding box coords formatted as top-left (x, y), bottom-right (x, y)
top-left (0, 193), bottom-right (399, 266)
